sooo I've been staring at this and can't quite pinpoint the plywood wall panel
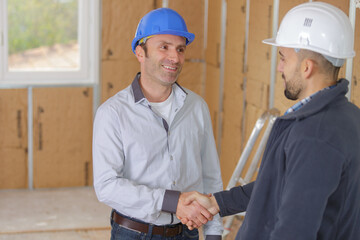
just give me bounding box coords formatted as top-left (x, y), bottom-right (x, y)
top-left (177, 62), bottom-right (203, 95)
top-left (102, 0), bottom-right (155, 61)
top-left (315, 0), bottom-right (349, 13)
top-left (246, 79), bottom-right (269, 110)
top-left (247, 0), bottom-right (273, 83)
top-left (101, 59), bottom-right (140, 102)
top-left (0, 89), bottom-right (28, 189)
top-left (204, 64), bottom-right (220, 138)
top-left (241, 0), bottom-right (273, 172)
top-left (204, 0), bottom-right (222, 141)
top-left (219, 0), bottom-right (247, 185)
top-left (33, 88), bottom-right (93, 188)
top-left (101, 0), bottom-right (155, 102)
top-left (239, 103), bottom-right (266, 181)
top-left (168, 0), bottom-right (205, 60)
top-left (206, 0), bottom-right (221, 67)
top-left (352, 7), bottom-right (360, 107)
top-left (0, 149), bottom-right (27, 189)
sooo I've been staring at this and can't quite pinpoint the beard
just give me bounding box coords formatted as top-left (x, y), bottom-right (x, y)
top-left (282, 73), bottom-right (302, 101)
top-left (284, 87), bottom-right (301, 100)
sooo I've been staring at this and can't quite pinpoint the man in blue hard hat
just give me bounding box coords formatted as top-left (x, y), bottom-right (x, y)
top-left (181, 2), bottom-right (360, 240)
top-left (92, 8), bottom-right (223, 240)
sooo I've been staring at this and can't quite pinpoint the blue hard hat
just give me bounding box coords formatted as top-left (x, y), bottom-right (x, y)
top-left (131, 8), bottom-right (195, 53)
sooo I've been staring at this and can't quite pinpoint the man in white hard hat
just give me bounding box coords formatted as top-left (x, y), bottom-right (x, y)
top-left (92, 8), bottom-right (223, 240)
top-left (181, 2), bottom-right (360, 239)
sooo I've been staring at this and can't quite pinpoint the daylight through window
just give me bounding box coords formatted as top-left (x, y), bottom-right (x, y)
top-left (7, 0), bottom-right (79, 71)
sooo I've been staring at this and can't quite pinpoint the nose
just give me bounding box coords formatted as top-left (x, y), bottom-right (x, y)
top-left (168, 49), bottom-right (180, 63)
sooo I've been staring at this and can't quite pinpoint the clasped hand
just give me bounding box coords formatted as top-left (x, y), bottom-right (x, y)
top-left (176, 191), bottom-right (219, 230)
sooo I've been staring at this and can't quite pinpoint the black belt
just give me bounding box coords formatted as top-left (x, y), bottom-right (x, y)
top-left (112, 211), bottom-right (183, 237)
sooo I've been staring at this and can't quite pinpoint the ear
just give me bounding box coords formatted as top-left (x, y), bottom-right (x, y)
top-left (135, 45), bottom-right (145, 63)
top-left (302, 58), bottom-right (315, 79)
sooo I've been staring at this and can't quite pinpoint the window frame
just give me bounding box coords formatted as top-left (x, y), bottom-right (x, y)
top-left (0, 0), bottom-right (99, 87)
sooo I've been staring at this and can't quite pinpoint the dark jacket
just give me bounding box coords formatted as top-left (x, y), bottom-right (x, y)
top-left (215, 79), bottom-right (360, 240)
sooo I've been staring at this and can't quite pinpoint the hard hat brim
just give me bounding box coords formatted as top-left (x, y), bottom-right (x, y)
top-left (262, 38), bottom-right (355, 59)
top-left (262, 38), bottom-right (277, 46)
top-left (132, 31), bottom-right (195, 54)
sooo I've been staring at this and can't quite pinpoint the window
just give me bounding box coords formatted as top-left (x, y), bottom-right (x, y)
top-left (0, 0), bottom-right (99, 86)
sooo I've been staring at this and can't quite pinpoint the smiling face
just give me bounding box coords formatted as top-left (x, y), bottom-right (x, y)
top-left (137, 34), bottom-right (187, 88)
top-left (278, 47), bottom-right (305, 100)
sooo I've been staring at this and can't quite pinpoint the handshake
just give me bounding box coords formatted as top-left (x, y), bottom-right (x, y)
top-left (176, 191), bottom-right (220, 230)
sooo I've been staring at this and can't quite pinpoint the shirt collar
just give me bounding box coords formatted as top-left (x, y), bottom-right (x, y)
top-left (131, 73), bottom-right (145, 103)
top-left (284, 84), bottom-right (337, 115)
top-left (131, 72), bottom-right (187, 104)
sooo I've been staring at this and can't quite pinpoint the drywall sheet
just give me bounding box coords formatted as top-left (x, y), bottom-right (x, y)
top-left (0, 89), bottom-right (28, 189)
top-left (219, 0), bottom-right (247, 185)
top-left (33, 88), bottom-right (93, 188)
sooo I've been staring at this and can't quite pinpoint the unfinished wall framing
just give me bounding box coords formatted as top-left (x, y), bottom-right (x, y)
top-left (1, 0), bottom-right (359, 190)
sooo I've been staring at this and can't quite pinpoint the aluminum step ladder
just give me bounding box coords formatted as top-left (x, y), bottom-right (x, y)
top-left (222, 108), bottom-right (280, 238)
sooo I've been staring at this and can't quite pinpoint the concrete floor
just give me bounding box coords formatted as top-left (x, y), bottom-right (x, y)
top-left (0, 187), bottom-right (111, 240)
top-left (0, 187), bottom-right (241, 240)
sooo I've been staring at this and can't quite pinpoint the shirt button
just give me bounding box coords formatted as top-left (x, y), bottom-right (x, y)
top-left (168, 131), bottom-right (170, 136)
top-left (173, 181), bottom-right (176, 185)
top-left (170, 156), bottom-right (173, 160)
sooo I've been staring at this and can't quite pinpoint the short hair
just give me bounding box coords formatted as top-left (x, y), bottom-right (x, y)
top-left (296, 49), bottom-right (340, 81)
top-left (139, 42), bottom-right (148, 57)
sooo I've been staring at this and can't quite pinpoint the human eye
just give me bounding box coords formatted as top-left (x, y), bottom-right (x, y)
top-left (177, 47), bottom-right (186, 53)
top-left (160, 44), bottom-right (168, 50)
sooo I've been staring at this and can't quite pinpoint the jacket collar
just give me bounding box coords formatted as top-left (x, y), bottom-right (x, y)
top-left (280, 78), bottom-right (349, 120)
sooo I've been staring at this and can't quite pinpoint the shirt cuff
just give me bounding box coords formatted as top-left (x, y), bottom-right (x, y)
top-left (205, 235), bottom-right (221, 240)
top-left (161, 189), bottom-right (181, 213)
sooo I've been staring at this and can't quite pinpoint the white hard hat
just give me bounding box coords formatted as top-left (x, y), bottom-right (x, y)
top-left (263, 2), bottom-right (355, 63)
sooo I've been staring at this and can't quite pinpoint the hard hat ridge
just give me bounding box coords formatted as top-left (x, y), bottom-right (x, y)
top-left (131, 8), bottom-right (195, 54)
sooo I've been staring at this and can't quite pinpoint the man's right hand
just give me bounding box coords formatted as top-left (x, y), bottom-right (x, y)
top-left (176, 191), bottom-right (214, 228)
top-left (178, 191), bottom-right (220, 230)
